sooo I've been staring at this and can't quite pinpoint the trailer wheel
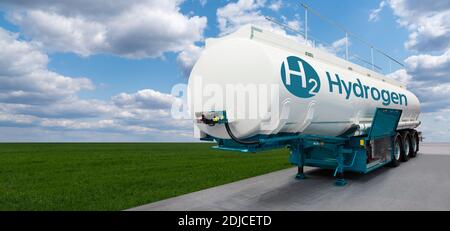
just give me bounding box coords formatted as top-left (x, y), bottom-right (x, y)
top-left (390, 135), bottom-right (402, 167)
top-left (401, 132), bottom-right (412, 162)
top-left (410, 131), bottom-right (419, 158)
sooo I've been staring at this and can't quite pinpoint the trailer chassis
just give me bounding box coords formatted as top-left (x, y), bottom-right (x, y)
top-left (201, 108), bottom-right (414, 186)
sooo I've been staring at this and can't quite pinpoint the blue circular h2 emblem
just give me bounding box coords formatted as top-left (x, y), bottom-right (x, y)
top-left (281, 56), bottom-right (321, 98)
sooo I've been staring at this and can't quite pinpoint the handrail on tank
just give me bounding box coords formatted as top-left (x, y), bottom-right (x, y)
top-left (265, 2), bottom-right (404, 75)
top-left (299, 3), bottom-right (405, 69)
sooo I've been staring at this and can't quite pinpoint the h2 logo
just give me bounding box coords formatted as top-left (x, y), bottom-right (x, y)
top-left (281, 56), bottom-right (320, 98)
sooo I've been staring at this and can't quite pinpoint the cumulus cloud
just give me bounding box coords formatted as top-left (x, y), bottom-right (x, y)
top-left (216, 0), bottom-right (304, 42)
top-left (376, 0), bottom-right (450, 114)
top-left (0, 28), bottom-right (94, 105)
top-left (0, 26), bottom-right (192, 141)
top-left (404, 51), bottom-right (450, 83)
top-left (368, 0), bottom-right (450, 139)
top-left (314, 37), bottom-right (350, 58)
top-left (176, 44), bottom-right (204, 78)
top-left (1, 0), bottom-right (207, 58)
top-left (199, 0), bottom-right (208, 7)
top-left (418, 110), bottom-right (450, 142)
top-left (369, 1), bottom-right (386, 22)
top-left (387, 69), bottom-right (412, 84)
top-left (0, 88), bottom-right (193, 141)
top-left (0, 0), bottom-right (204, 140)
top-left (385, 0), bottom-right (450, 52)
top-left (394, 72), bottom-right (450, 113)
top-left (175, 0), bottom-right (304, 80)
top-left (269, 0), bottom-right (282, 11)
top-left (217, 0), bottom-right (269, 35)
top-left (370, 1), bottom-right (450, 52)
top-left (331, 37), bottom-right (349, 51)
top-left (386, 66), bottom-right (450, 113)
top-left (112, 89), bottom-right (181, 110)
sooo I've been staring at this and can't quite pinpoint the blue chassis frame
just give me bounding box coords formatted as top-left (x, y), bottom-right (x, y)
top-left (201, 108), bottom-right (403, 186)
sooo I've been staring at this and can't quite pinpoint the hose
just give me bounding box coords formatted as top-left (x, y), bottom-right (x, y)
top-left (224, 122), bottom-right (260, 145)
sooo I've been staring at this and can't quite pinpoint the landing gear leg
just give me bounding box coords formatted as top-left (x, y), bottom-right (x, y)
top-left (290, 143), bottom-right (307, 180)
top-left (335, 150), bottom-right (347, 186)
top-left (335, 172), bottom-right (347, 186)
top-left (296, 165), bottom-right (306, 180)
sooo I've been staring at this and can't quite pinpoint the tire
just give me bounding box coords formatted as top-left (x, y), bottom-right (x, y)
top-left (390, 134), bottom-right (402, 167)
top-left (410, 131), bottom-right (419, 158)
top-left (415, 132), bottom-right (420, 153)
top-left (401, 132), bottom-right (411, 162)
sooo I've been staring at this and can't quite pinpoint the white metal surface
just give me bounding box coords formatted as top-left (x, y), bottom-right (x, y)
top-left (188, 25), bottom-right (420, 139)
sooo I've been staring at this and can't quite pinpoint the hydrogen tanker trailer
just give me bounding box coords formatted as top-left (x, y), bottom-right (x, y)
top-left (187, 25), bottom-right (421, 185)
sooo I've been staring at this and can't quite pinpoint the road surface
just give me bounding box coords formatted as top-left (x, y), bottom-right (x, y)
top-left (129, 143), bottom-right (450, 211)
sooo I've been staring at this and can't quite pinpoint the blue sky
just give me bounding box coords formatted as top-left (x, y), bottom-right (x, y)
top-left (0, 0), bottom-right (449, 142)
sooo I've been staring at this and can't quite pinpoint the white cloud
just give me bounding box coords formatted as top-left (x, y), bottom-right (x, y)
top-left (0, 110), bottom-right (36, 126)
top-left (0, 28), bottom-right (94, 105)
top-left (312, 37), bottom-right (350, 59)
top-left (0, 1), bottom-right (203, 141)
top-left (217, 0), bottom-right (268, 35)
top-left (1, 0), bottom-right (207, 58)
top-left (175, 0), bottom-right (304, 80)
top-left (386, 68), bottom-right (450, 113)
top-left (216, 0), bottom-right (304, 42)
top-left (330, 37), bottom-right (350, 55)
top-left (374, 0), bottom-right (450, 113)
top-left (386, 0), bottom-right (450, 52)
top-left (0, 26), bottom-right (193, 141)
top-left (369, 1), bottom-right (386, 22)
top-left (0, 88), bottom-right (193, 141)
top-left (387, 69), bottom-right (412, 84)
top-left (176, 45), bottom-right (203, 78)
top-left (199, 0), bottom-right (208, 7)
top-left (369, 0), bottom-right (450, 140)
top-left (414, 84), bottom-right (450, 112)
top-left (112, 89), bottom-right (181, 110)
top-left (286, 19), bottom-right (300, 31)
top-left (404, 51), bottom-right (450, 83)
top-left (419, 110), bottom-right (450, 142)
top-left (370, 1), bottom-right (450, 51)
top-left (269, 0), bottom-right (282, 11)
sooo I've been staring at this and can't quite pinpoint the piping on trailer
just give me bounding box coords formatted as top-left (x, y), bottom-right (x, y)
top-left (224, 122), bottom-right (260, 145)
top-left (200, 114), bottom-right (260, 145)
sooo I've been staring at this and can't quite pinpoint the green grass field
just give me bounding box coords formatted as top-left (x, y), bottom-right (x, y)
top-left (0, 143), bottom-right (291, 211)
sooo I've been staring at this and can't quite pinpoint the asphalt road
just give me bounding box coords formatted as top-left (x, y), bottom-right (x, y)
top-left (129, 143), bottom-right (450, 211)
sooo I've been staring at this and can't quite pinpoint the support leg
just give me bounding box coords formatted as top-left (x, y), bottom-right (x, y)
top-left (335, 148), bottom-right (347, 186)
top-left (290, 143), bottom-right (306, 180)
top-left (335, 171), bottom-right (347, 186)
top-left (296, 165), bottom-right (306, 180)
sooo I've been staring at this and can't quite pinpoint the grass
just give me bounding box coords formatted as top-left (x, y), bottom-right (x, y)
top-left (0, 143), bottom-right (291, 211)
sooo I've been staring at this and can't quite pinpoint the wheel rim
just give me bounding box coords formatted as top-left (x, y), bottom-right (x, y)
top-left (404, 138), bottom-right (410, 157)
top-left (411, 136), bottom-right (417, 153)
top-left (394, 142), bottom-right (401, 160)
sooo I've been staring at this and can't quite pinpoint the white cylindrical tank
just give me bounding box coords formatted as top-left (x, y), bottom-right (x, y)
top-left (188, 25), bottom-right (420, 140)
